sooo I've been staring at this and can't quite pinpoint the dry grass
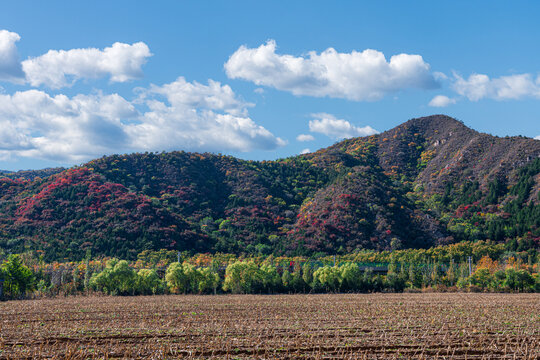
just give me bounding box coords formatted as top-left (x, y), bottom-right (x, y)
top-left (0, 293), bottom-right (538, 359)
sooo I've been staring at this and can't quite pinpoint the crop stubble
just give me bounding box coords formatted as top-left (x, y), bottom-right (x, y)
top-left (0, 293), bottom-right (538, 359)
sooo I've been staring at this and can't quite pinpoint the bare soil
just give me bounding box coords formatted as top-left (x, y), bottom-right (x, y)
top-left (0, 293), bottom-right (538, 359)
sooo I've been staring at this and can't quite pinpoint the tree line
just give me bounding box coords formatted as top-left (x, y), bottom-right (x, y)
top-left (1, 249), bottom-right (538, 300)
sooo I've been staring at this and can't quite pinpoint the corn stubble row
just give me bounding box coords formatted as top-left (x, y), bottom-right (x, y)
top-left (0, 293), bottom-right (538, 359)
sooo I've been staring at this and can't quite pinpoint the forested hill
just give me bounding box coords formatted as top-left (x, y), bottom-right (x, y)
top-left (0, 168), bottom-right (64, 181)
top-left (0, 115), bottom-right (539, 261)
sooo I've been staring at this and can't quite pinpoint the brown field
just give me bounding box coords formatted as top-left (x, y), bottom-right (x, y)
top-left (0, 293), bottom-right (538, 359)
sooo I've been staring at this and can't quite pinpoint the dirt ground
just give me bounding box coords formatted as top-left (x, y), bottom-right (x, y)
top-left (0, 293), bottom-right (538, 359)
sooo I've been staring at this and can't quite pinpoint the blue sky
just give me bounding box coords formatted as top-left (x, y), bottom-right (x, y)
top-left (0, 1), bottom-right (539, 170)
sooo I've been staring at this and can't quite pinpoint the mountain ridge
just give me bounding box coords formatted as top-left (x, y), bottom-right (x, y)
top-left (0, 115), bottom-right (538, 260)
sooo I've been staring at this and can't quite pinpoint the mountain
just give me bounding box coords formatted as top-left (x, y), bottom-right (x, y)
top-left (0, 168), bottom-right (64, 181)
top-left (0, 115), bottom-right (538, 261)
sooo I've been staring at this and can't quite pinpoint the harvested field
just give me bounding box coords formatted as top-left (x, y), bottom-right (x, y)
top-left (0, 293), bottom-right (538, 359)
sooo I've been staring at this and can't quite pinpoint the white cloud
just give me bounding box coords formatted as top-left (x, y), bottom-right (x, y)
top-left (428, 95), bottom-right (457, 107)
top-left (0, 78), bottom-right (285, 162)
top-left (308, 113), bottom-right (378, 140)
top-left (296, 134), bottom-right (315, 142)
top-left (433, 72), bottom-right (448, 81)
top-left (22, 42), bottom-right (152, 88)
top-left (300, 148), bottom-right (310, 154)
top-left (452, 72), bottom-right (540, 101)
top-left (130, 77), bottom-right (285, 153)
top-left (0, 90), bottom-right (136, 161)
top-left (0, 30), bottom-right (24, 82)
top-left (225, 40), bottom-right (438, 101)
top-left (254, 87), bottom-right (265, 94)
top-left (143, 77), bottom-right (252, 116)
top-left (534, 135), bottom-right (540, 140)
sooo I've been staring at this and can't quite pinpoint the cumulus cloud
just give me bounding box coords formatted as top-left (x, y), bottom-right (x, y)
top-left (300, 148), bottom-right (310, 154)
top-left (225, 40), bottom-right (438, 101)
top-left (143, 77), bottom-right (252, 116)
top-left (130, 77), bottom-right (285, 153)
top-left (0, 90), bottom-right (136, 161)
top-left (296, 134), bottom-right (315, 142)
top-left (428, 95), bottom-right (457, 107)
top-left (534, 135), bottom-right (540, 140)
top-left (22, 42), bottom-right (152, 88)
top-left (0, 78), bottom-right (285, 162)
top-left (452, 72), bottom-right (540, 101)
top-left (308, 113), bottom-right (378, 140)
top-left (0, 29), bottom-right (152, 88)
top-left (0, 30), bottom-right (24, 82)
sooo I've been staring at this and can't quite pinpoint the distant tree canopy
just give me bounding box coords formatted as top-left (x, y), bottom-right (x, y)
top-left (3, 247), bottom-right (538, 300)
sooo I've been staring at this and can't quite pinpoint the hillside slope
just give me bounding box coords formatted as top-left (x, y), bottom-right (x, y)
top-left (0, 168), bottom-right (64, 181)
top-left (0, 115), bottom-right (538, 260)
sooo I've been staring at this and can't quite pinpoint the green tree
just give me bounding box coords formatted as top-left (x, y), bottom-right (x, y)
top-left (111, 260), bottom-right (137, 295)
top-left (445, 261), bottom-right (457, 286)
top-left (339, 262), bottom-right (363, 291)
top-left (281, 269), bottom-right (292, 292)
top-left (223, 261), bottom-right (262, 294)
top-left (136, 269), bottom-right (164, 295)
top-left (1, 254), bottom-right (34, 298)
top-left (385, 261), bottom-right (406, 292)
top-left (363, 269), bottom-right (374, 291)
top-left (470, 268), bottom-right (491, 289)
top-left (302, 262), bottom-right (314, 289)
top-left (165, 262), bottom-right (189, 294)
top-left (197, 267), bottom-right (220, 294)
top-left (516, 269), bottom-right (535, 292)
top-left (83, 250), bottom-right (91, 293)
top-left (492, 270), bottom-right (506, 291)
top-left (259, 264), bottom-right (281, 293)
top-left (430, 262), bottom-right (442, 286)
top-left (313, 265), bottom-right (341, 292)
top-left (503, 268), bottom-right (519, 291)
top-left (182, 263), bottom-right (202, 293)
top-left (534, 274), bottom-right (540, 292)
top-left (291, 262), bottom-right (306, 292)
top-left (408, 264), bottom-right (422, 289)
top-left (90, 259), bottom-right (137, 295)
